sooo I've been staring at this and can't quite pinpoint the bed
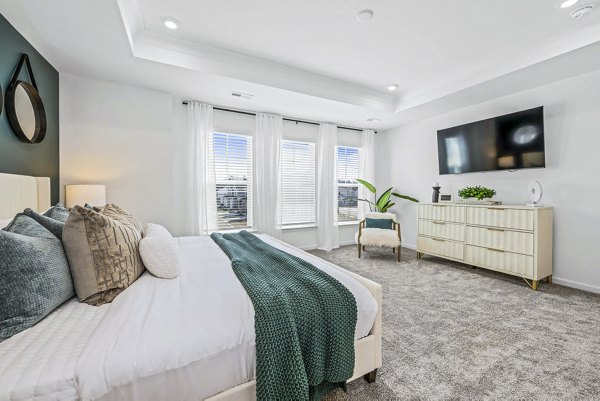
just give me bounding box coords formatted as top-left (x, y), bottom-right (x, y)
top-left (0, 173), bottom-right (382, 401)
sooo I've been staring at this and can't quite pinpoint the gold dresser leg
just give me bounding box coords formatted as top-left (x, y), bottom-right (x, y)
top-left (416, 252), bottom-right (424, 259)
top-left (532, 280), bottom-right (538, 291)
top-left (547, 275), bottom-right (552, 284)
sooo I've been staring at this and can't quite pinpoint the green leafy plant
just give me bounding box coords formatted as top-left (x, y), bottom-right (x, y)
top-left (357, 179), bottom-right (419, 213)
top-left (458, 186), bottom-right (497, 200)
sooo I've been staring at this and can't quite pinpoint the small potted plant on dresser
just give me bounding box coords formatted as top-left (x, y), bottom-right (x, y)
top-left (457, 185), bottom-right (500, 205)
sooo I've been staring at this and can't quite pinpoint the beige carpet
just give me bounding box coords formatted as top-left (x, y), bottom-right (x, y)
top-left (311, 245), bottom-right (600, 401)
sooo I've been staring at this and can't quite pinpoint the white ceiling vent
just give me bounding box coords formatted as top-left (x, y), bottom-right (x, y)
top-left (570, 4), bottom-right (593, 19)
top-left (230, 91), bottom-right (254, 99)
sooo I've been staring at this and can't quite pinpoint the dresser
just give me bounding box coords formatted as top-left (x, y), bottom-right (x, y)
top-left (416, 203), bottom-right (553, 290)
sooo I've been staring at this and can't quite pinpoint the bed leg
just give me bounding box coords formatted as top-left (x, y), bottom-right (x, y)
top-left (363, 369), bottom-right (377, 383)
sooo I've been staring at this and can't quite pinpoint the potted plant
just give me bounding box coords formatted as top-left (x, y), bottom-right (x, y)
top-left (458, 186), bottom-right (497, 202)
top-left (357, 179), bottom-right (418, 213)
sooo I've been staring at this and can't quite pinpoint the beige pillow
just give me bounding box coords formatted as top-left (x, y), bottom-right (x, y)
top-left (62, 204), bottom-right (145, 306)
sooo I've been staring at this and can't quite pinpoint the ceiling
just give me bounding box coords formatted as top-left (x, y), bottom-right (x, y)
top-left (2, 0), bottom-right (600, 129)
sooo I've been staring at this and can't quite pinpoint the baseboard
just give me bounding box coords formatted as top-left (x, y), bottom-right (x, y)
top-left (298, 239), bottom-right (355, 251)
top-left (551, 277), bottom-right (600, 294)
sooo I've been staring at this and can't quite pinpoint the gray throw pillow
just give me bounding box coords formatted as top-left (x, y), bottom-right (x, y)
top-left (23, 208), bottom-right (65, 239)
top-left (0, 215), bottom-right (75, 342)
top-left (43, 202), bottom-right (70, 223)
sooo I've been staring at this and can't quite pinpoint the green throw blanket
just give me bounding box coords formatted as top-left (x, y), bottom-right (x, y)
top-left (211, 231), bottom-right (357, 401)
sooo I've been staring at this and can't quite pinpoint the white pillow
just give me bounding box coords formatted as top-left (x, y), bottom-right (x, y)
top-left (0, 218), bottom-right (13, 229)
top-left (140, 224), bottom-right (180, 279)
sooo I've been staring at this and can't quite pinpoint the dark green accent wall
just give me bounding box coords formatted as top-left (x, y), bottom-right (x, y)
top-left (0, 13), bottom-right (59, 204)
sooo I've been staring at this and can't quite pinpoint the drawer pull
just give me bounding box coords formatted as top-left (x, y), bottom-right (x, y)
top-left (487, 247), bottom-right (505, 253)
top-left (433, 238), bottom-right (445, 242)
top-left (487, 228), bottom-right (505, 232)
top-left (487, 207), bottom-right (505, 211)
top-left (432, 221), bottom-right (446, 225)
top-left (432, 205), bottom-right (446, 207)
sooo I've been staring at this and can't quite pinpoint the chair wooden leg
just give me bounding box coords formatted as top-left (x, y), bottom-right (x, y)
top-left (362, 245), bottom-right (365, 251)
top-left (358, 243), bottom-right (361, 258)
top-left (397, 246), bottom-right (401, 262)
top-left (392, 247), bottom-right (395, 253)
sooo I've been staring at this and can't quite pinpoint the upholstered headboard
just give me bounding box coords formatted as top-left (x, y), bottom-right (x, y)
top-left (0, 173), bottom-right (51, 219)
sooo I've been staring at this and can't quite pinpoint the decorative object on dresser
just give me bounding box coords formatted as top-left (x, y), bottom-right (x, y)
top-left (432, 182), bottom-right (441, 203)
top-left (526, 180), bottom-right (544, 207)
top-left (357, 212), bottom-right (402, 261)
top-left (5, 54), bottom-right (47, 144)
top-left (416, 203), bottom-right (553, 290)
top-left (65, 184), bottom-right (106, 208)
top-left (458, 185), bottom-right (497, 201)
top-left (439, 194), bottom-right (453, 203)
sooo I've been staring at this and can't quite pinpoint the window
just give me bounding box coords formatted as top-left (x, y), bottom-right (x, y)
top-left (212, 132), bottom-right (252, 230)
top-left (337, 146), bottom-right (360, 222)
top-left (281, 140), bottom-right (316, 225)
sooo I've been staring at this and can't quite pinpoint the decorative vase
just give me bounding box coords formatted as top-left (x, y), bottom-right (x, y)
top-left (432, 185), bottom-right (441, 203)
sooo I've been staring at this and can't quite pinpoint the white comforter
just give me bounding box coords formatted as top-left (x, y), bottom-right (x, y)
top-left (1, 234), bottom-right (378, 401)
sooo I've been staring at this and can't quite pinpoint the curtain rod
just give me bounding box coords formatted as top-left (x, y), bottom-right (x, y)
top-left (181, 101), bottom-right (376, 134)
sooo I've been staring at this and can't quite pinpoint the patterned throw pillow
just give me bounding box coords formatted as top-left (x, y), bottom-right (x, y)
top-left (0, 215), bottom-right (75, 342)
top-left (62, 204), bottom-right (145, 306)
top-left (43, 202), bottom-right (70, 223)
top-left (365, 218), bottom-right (394, 230)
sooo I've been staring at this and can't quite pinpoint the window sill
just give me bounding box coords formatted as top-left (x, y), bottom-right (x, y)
top-left (282, 223), bottom-right (317, 230)
top-left (338, 220), bottom-right (360, 226)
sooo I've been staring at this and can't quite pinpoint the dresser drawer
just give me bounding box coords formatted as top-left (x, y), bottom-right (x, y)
top-left (418, 236), bottom-right (464, 260)
top-left (466, 207), bottom-right (534, 231)
top-left (465, 226), bottom-right (534, 255)
top-left (465, 245), bottom-right (533, 278)
top-left (418, 204), bottom-right (464, 223)
top-left (418, 219), bottom-right (465, 242)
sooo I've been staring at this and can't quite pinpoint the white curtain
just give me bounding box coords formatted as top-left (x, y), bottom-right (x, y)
top-left (317, 123), bottom-right (339, 251)
top-left (187, 102), bottom-right (217, 235)
top-left (253, 113), bottom-right (283, 238)
top-left (358, 129), bottom-right (376, 219)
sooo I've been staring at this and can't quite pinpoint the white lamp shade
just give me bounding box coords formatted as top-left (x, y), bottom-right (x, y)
top-left (65, 185), bottom-right (107, 208)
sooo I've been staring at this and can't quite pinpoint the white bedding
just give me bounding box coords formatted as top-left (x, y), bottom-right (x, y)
top-left (1, 234), bottom-right (378, 401)
top-left (0, 299), bottom-right (108, 401)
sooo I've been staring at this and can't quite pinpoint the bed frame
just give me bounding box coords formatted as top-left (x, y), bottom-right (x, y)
top-left (0, 173), bottom-right (51, 219)
top-left (0, 173), bottom-right (382, 400)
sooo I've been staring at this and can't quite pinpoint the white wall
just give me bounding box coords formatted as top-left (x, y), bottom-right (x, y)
top-left (377, 69), bottom-right (600, 293)
top-left (60, 74), bottom-right (188, 234)
top-left (60, 74), bottom-right (360, 248)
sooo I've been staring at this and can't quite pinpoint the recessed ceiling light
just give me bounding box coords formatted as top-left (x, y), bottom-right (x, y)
top-left (560, 0), bottom-right (579, 8)
top-left (366, 118), bottom-right (382, 122)
top-left (387, 84), bottom-right (399, 92)
top-left (161, 17), bottom-right (179, 30)
top-left (357, 9), bottom-right (374, 22)
top-left (571, 4), bottom-right (594, 18)
top-left (231, 91), bottom-right (254, 99)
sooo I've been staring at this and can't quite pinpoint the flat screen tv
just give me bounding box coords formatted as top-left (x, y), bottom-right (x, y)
top-left (437, 107), bottom-right (545, 175)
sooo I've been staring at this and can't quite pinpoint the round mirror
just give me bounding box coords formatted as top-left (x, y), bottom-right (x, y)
top-left (6, 81), bottom-right (47, 144)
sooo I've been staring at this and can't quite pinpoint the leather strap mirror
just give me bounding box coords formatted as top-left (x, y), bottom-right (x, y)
top-left (6, 54), bottom-right (47, 144)
top-left (0, 84), bottom-right (3, 117)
